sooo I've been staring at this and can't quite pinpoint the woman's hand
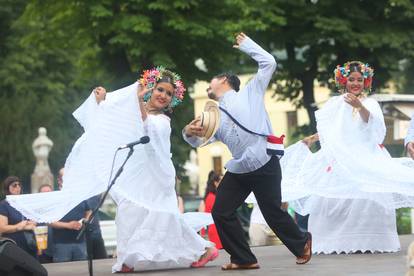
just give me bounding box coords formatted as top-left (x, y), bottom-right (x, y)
top-left (137, 84), bottom-right (152, 121)
top-left (15, 220), bottom-right (29, 231)
top-left (94, 86), bottom-right (107, 104)
top-left (302, 133), bottom-right (319, 147)
top-left (344, 93), bottom-right (363, 108)
top-left (15, 220), bottom-right (36, 231)
top-left (137, 84), bottom-right (151, 102)
top-left (23, 221), bottom-right (36, 231)
top-left (344, 93), bottom-right (370, 122)
top-left (233, 32), bottom-right (247, 48)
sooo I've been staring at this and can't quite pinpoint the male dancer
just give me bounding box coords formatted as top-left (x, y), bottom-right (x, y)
top-left (183, 33), bottom-right (311, 270)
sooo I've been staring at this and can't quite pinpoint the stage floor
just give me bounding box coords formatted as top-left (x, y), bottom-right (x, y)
top-left (44, 234), bottom-right (413, 276)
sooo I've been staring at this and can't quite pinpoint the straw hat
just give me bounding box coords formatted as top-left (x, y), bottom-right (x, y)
top-left (199, 101), bottom-right (221, 147)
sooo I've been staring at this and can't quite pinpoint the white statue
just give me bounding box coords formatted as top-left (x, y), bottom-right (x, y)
top-left (31, 127), bottom-right (54, 192)
top-left (183, 150), bottom-right (200, 195)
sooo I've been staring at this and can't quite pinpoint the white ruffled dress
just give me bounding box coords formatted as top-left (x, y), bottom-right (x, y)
top-left (280, 95), bottom-right (414, 254)
top-left (7, 83), bottom-right (212, 271)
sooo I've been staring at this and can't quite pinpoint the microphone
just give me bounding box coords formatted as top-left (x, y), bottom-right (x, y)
top-left (118, 136), bottom-right (150, 149)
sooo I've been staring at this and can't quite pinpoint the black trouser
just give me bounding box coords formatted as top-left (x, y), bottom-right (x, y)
top-left (212, 155), bottom-right (308, 264)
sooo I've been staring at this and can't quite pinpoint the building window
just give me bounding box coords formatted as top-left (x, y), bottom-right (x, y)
top-left (212, 156), bottom-right (222, 175)
top-left (287, 111), bottom-right (298, 128)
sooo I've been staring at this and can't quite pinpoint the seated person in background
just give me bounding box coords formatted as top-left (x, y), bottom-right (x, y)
top-left (50, 168), bottom-right (91, 262)
top-left (50, 201), bottom-right (91, 262)
top-left (0, 176), bottom-right (38, 258)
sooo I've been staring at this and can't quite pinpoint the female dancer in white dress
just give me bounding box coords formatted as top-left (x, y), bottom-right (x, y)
top-left (7, 67), bottom-right (218, 272)
top-left (280, 61), bottom-right (414, 254)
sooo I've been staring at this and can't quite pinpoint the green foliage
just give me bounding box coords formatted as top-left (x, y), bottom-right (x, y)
top-left (397, 60), bottom-right (414, 93)
top-left (262, 0), bottom-right (414, 131)
top-left (0, 0), bottom-right (99, 189)
top-left (0, 0), bottom-right (246, 187)
top-left (1, 0), bottom-right (414, 193)
top-left (397, 208), bottom-right (412, 235)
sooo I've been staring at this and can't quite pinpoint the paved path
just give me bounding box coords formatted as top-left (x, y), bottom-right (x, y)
top-left (44, 234), bottom-right (412, 276)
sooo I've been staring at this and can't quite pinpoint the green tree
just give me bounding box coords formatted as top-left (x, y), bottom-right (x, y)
top-left (275, 0), bottom-right (414, 133)
top-left (224, 0), bottom-right (414, 133)
top-left (0, 0), bottom-right (100, 190)
top-left (2, 0), bottom-right (414, 192)
top-left (398, 60), bottom-right (414, 93)
top-left (15, 0), bottom-right (263, 180)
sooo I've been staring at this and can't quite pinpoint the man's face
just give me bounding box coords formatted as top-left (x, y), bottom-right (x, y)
top-left (206, 77), bottom-right (224, 100)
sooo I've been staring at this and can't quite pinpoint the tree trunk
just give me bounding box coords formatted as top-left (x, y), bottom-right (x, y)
top-left (301, 57), bottom-right (318, 134)
top-left (302, 75), bottom-right (317, 133)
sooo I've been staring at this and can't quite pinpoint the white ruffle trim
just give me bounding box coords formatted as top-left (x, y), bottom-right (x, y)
top-left (312, 234), bottom-right (400, 255)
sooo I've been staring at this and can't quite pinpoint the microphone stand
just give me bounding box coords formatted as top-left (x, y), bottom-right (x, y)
top-left (77, 147), bottom-right (134, 276)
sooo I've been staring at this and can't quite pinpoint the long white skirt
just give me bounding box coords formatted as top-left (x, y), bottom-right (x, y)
top-left (113, 197), bottom-right (213, 272)
top-left (279, 96), bottom-right (414, 254)
top-left (308, 197), bottom-right (400, 254)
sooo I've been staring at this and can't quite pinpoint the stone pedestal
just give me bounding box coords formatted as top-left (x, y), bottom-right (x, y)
top-left (31, 127), bottom-right (54, 193)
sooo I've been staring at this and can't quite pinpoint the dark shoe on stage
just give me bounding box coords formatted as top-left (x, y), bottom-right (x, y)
top-left (296, 232), bottom-right (312, 265)
top-left (221, 263), bottom-right (260, 270)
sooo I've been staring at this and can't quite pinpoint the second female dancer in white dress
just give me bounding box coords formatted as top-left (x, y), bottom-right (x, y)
top-left (280, 61), bottom-right (414, 254)
top-left (7, 67), bottom-right (218, 272)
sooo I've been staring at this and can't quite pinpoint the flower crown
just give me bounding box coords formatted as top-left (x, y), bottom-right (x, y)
top-left (139, 66), bottom-right (186, 108)
top-left (334, 61), bottom-right (374, 93)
